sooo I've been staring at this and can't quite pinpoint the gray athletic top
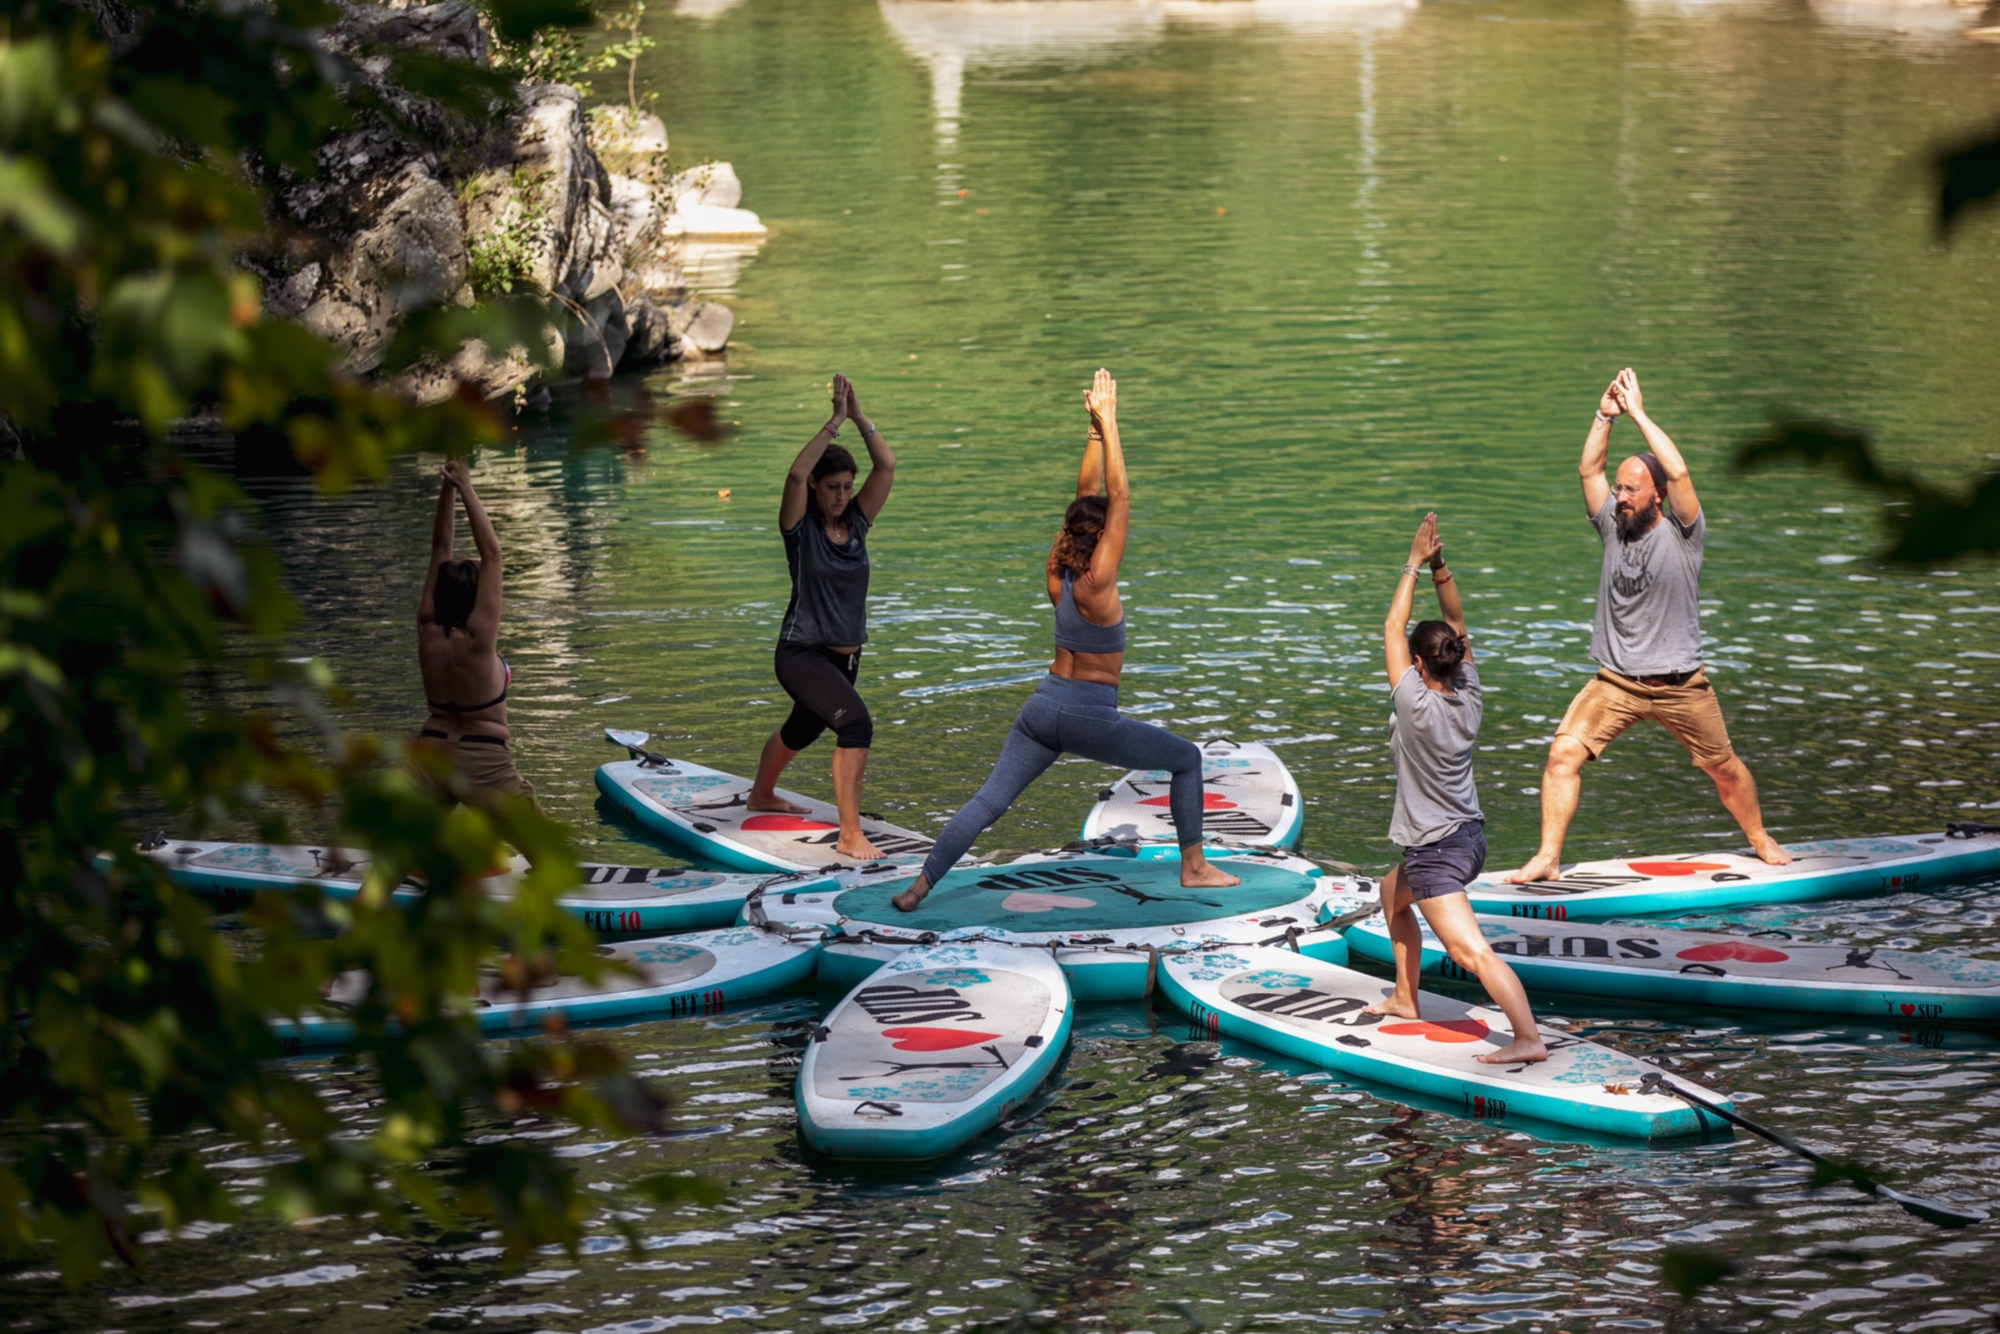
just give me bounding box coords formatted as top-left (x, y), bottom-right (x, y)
top-left (1388, 660), bottom-right (1484, 848)
top-left (780, 509), bottom-right (870, 647)
top-left (1054, 571), bottom-right (1126, 654)
top-left (1588, 495), bottom-right (1705, 677)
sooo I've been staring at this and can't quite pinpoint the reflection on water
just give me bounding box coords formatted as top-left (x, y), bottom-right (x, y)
top-left (21, 0), bottom-right (2000, 1327)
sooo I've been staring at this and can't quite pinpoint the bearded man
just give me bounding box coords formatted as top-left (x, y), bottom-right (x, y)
top-left (1505, 369), bottom-right (1792, 883)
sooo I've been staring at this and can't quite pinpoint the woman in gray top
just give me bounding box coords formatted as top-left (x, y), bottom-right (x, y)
top-left (890, 370), bottom-right (1239, 911)
top-left (746, 374), bottom-right (897, 861)
top-left (1362, 513), bottom-right (1545, 1065)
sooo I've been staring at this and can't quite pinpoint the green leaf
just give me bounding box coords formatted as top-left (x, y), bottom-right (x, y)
top-left (0, 155), bottom-right (84, 251)
top-left (1660, 1245), bottom-right (1739, 1301)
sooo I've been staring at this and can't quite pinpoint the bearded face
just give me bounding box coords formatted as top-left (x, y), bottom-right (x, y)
top-left (1616, 496), bottom-right (1662, 541)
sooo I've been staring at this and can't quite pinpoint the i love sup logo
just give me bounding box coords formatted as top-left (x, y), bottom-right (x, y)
top-left (1379, 1019), bottom-right (1492, 1043)
top-left (1675, 941), bottom-right (1789, 964)
top-left (878, 1027), bottom-right (1001, 1052)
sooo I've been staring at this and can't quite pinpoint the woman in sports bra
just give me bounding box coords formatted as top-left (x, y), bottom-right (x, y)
top-left (413, 459), bottom-right (533, 806)
top-left (745, 373), bottom-right (897, 860)
top-left (892, 369), bottom-right (1238, 911)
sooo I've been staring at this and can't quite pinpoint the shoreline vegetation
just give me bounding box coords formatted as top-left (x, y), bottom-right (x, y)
top-left (249, 0), bottom-right (765, 408)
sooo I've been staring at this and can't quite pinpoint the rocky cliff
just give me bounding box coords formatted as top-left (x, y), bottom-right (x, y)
top-left (248, 1), bottom-right (751, 403)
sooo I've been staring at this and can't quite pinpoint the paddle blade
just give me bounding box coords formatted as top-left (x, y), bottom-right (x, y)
top-left (606, 728), bottom-right (650, 750)
top-left (1876, 1184), bottom-right (1988, 1229)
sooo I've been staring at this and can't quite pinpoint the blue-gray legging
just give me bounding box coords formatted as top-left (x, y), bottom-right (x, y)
top-left (919, 672), bottom-right (1205, 886)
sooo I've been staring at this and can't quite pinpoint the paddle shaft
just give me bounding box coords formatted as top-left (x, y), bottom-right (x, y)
top-left (1639, 1074), bottom-right (1986, 1228)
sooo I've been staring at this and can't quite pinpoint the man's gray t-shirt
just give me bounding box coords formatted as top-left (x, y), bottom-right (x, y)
top-left (1588, 495), bottom-right (1704, 677)
top-left (1389, 661), bottom-right (1484, 848)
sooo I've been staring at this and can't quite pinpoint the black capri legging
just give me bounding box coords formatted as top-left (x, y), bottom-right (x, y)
top-left (775, 641), bottom-right (873, 751)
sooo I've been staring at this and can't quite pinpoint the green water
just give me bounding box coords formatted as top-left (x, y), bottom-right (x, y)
top-left (20, 0), bottom-right (2000, 1328)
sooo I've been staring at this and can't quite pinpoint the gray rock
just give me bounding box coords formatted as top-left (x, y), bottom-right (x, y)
top-left (667, 160), bottom-right (743, 210)
top-left (300, 163), bottom-right (467, 372)
top-left (666, 299), bottom-right (733, 356)
top-left (589, 106), bottom-right (670, 183)
top-left (622, 297), bottom-right (675, 365)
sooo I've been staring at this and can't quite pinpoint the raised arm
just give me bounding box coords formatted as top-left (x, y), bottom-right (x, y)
top-left (846, 380), bottom-right (896, 524)
top-left (1579, 375), bottom-right (1620, 518)
top-left (779, 373), bottom-right (851, 531)
top-left (1075, 412), bottom-right (1105, 500)
top-left (1611, 369), bottom-right (1700, 525)
top-left (1080, 368), bottom-right (1129, 590)
top-left (447, 459), bottom-right (504, 643)
top-left (1383, 513), bottom-right (1439, 686)
top-left (417, 469), bottom-right (456, 625)
top-left (1429, 516), bottom-right (1472, 663)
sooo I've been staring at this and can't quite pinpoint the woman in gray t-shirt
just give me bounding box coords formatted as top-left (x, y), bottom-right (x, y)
top-left (1362, 514), bottom-right (1545, 1065)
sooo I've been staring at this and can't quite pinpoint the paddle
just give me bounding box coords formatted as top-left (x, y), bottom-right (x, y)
top-left (604, 727), bottom-right (672, 767)
top-left (1638, 1073), bottom-right (1987, 1228)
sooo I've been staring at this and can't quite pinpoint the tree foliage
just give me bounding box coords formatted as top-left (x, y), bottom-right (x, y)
top-left (0, 0), bottom-right (686, 1284)
top-left (1733, 127), bottom-right (2000, 561)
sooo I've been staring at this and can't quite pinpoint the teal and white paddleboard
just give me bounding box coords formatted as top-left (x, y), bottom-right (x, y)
top-left (758, 852), bottom-right (1358, 999)
top-left (597, 752), bottom-right (935, 874)
top-left (1159, 945), bottom-right (1729, 1139)
top-left (143, 837), bottom-right (809, 935)
top-left (796, 940), bottom-right (1072, 1160)
top-left (1464, 829), bottom-right (2000, 922)
top-left (271, 926), bottom-right (822, 1052)
top-left (1343, 912), bottom-right (2000, 1023)
top-left (1079, 738), bottom-right (1303, 857)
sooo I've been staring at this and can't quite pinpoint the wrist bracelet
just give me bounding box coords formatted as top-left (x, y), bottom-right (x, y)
top-left (822, 419), bottom-right (843, 437)
top-left (1594, 410), bottom-right (1614, 426)
top-left (1433, 570), bottom-right (1454, 586)
top-left (1400, 563), bottom-right (1422, 579)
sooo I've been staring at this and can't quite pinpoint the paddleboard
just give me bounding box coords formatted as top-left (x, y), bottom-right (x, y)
top-left (757, 852), bottom-right (1359, 999)
top-left (271, 926), bottom-right (822, 1052)
top-left (1464, 830), bottom-right (2000, 921)
top-left (1079, 738), bottom-right (1303, 856)
top-left (142, 838), bottom-right (811, 935)
top-left (596, 756), bottom-right (936, 873)
top-left (1158, 945), bottom-right (1729, 1140)
top-left (1343, 912), bottom-right (2000, 1023)
top-left (796, 940), bottom-right (1072, 1160)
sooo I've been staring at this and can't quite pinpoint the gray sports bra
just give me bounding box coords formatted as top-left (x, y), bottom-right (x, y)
top-left (1054, 571), bottom-right (1126, 654)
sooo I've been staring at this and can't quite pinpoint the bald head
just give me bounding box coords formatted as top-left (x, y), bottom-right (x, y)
top-left (1613, 455), bottom-right (1666, 540)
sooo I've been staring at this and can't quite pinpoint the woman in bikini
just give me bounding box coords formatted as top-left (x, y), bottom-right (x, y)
top-left (892, 369), bottom-right (1239, 912)
top-left (414, 459), bottom-right (532, 805)
top-left (745, 374), bottom-right (897, 861)
top-left (1362, 512), bottom-right (1544, 1064)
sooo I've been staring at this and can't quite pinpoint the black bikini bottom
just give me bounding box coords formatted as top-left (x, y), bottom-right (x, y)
top-left (419, 729), bottom-right (507, 747)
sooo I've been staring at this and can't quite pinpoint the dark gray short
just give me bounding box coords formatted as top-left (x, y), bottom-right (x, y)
top-left (1401, 820), bottom-right (1487, 902)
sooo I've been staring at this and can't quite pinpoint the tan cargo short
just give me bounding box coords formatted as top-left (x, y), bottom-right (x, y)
top-left (1555, 667), bottom-right (1735, 770)
top-left (409, 732), bottom-right (539, 809)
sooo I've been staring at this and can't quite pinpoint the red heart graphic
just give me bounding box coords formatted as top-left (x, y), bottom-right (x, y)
top-left (1379, 1019), bottom-right (1491, 1043)
top-left (880, 1027), bottom-right (1001, 1051)
top-left (1901, 1003), bottom-right (1915, 1016)
top-left (1628, 861), bottom-right (1731, 877)
top-left (1676, 942), bottom-right (1789, 964)
top-left (1139, 794), bottom-right (1238, 809)
top-left (741, 815), bottom-right (837, 832)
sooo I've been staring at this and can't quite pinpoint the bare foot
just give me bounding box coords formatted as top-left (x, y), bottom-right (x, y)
top-left (1748, 834), bottom-right (1793, 867)
top-left (1476, 1036), bottom-right (1549, 1065)
top-left (891, 878), bottom-right (930, 913)
top-left (746, 789), bottom-right (811, 815)
top-left (837, 833), bottom-right (885, 861)
top-left (1181, 862), bottom-right (1241, 889)
top-left (1362, 996), bottom-right (1420, 1020)
top-left (1503, 851), bottom-right (1563, 884)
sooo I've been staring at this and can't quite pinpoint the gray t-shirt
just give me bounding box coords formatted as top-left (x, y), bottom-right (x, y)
top-left (1588, 495), bottom-right (1704, 677)
top-left (1388, 660), bottom-right (1484, 848)
top-left (779, 509), bottom-right (871, 647)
